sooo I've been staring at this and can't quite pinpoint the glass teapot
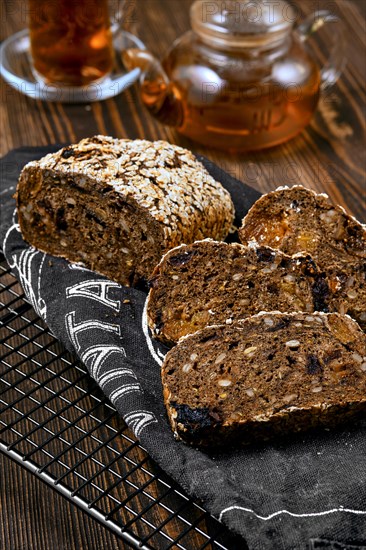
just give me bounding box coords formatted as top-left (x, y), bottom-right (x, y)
top-left (123, 0), bottom-right (344, 151)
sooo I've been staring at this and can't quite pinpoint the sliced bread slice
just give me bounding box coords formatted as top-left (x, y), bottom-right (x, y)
top-left (238, 186), bottom-right (366, 328)
top-left (162, 312), bottom-right (366, 447)
top-left (147, 240), bottom-right (330, 345)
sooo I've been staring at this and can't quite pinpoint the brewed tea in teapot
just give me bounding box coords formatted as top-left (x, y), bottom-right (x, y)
top-left (124, 0), bottom-right (344, 151)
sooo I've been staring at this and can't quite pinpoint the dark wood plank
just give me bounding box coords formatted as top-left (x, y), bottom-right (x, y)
top-left (0, 454), bottom-right (129, 550)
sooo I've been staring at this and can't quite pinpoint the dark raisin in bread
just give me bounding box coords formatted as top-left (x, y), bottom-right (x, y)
top-left (238, 185), bottom-right (366, 329)
top-left (147, 240), bottom-right (331, 345)
top-left (162, 312), bottom-right (366, 448)
top-left (16, 136), bottom-right (234, 286)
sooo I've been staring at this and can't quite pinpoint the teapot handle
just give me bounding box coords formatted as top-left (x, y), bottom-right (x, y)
top-left (295, 10), bottom-right (345, 90)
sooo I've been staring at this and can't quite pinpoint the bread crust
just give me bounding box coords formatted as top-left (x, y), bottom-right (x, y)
top-left (147, 239), bottom-right (332, 345)
top-left (16, 136), bottom-right (234, 286)
top-left (239, 186), bottom-right (366, 329)
top-left (161, 312), bottom-right (366, 447)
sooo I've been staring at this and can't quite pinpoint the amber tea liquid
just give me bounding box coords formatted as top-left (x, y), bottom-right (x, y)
top-left (174, 81), bottom-right (320, 151)
top-left (137, 41), bottom-right (321, 152)
top-left (29, 0), bottom-right (114, 87)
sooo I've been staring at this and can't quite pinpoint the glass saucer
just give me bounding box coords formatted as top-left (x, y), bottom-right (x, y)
top-left (0, 28), bottom-right (145, 103)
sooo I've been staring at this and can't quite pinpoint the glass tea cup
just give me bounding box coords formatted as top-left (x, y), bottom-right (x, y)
top-left (28, 0), bottom-right (115, 87)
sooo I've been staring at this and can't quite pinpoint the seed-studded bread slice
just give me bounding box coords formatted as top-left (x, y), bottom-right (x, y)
top-left (16, 136), bottom-right (234, 286)
top-left (162, 312), bottom-right (366, 447)
top-left (239, 185), bottom-right (365, 266)
top-left (147, 240), bottom-right (333, 345)
top-left (326, 262), bottom-right (366, 329)
top-left (238, 185), bottom-right (366, 329)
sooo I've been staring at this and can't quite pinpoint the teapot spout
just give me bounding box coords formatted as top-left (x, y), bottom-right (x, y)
top-left (122, 48), bottom-right (183, 127)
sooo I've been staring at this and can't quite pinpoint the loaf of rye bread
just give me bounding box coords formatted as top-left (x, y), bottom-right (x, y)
top-left (162, 312), bottom-right (366, 447)
top-left (147, 240), bottom-right (332, 345)
top-left (239, 185), bottom-right (366, 329)
top-left (16, 136), bottom-right (234, 286)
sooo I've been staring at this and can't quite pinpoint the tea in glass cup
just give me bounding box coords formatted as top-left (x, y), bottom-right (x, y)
top-left (28, 0), bottom-right (114, 87)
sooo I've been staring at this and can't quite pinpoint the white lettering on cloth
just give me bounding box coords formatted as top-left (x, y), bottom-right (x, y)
top-left (219, 504), bottom-right (366, 522)
top-left (99, 367), bottom-right (138, 388)
top-left (66, 280), bottom-right (121, 311)
top-left (110, 384), bottom-right (142, 404)
top-left (65, 311), bottom-right (121, 352)
top-left (123, 410), bottom-right (158, 438)
top-left (3, 223), bottom-right (47, 319)
top-left (68, 263), bottom-right (93, 272)
top-left (81, 345), bottom-right (127, 380)
top-left (142, 297), bottom-right (166, 367)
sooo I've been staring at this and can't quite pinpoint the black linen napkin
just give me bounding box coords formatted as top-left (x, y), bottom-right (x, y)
top-left (1, 146), bottom-right (365, 550)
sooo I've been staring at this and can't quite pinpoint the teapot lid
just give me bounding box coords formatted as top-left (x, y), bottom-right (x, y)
top-left (190, 0), bottom-right (296, 50)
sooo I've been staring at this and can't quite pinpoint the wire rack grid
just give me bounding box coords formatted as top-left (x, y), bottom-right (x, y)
top-left (0, 252), bottom-right (246, 550)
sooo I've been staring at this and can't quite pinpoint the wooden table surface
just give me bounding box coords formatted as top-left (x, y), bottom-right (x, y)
top-left (1, 1), bottom-right (365, 549)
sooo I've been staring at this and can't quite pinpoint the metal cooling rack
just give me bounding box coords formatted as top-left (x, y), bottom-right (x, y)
top-left (0, 252), bottom-right (245, 550)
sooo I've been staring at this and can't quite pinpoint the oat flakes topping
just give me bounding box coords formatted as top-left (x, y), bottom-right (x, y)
top-left (29, 136), bottom-right (234, 246)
